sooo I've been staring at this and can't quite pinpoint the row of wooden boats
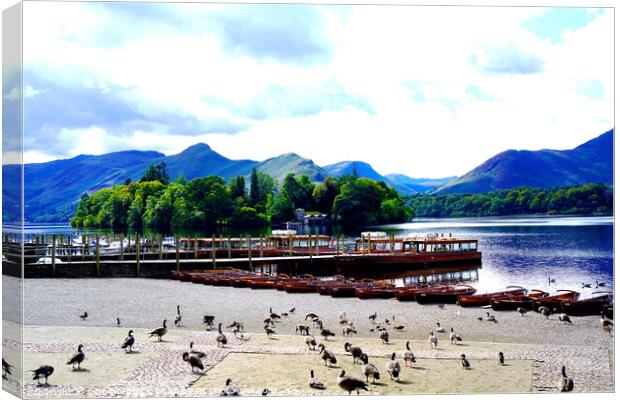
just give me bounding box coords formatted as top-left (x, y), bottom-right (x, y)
top-left (170, 269), bottom-right (613, 316)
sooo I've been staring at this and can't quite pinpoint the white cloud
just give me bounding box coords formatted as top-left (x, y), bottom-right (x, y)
top-left (20, 2), bottom-right (613, 178)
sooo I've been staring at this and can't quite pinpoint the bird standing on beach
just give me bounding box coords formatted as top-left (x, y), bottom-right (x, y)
top-left (2, 358), bottom-right (13, 379)
top-left (117, 318), bottom-right (121, 327)
top-left (379, 328), bottom-right (390, 344)
top-left (305, 335), bottom-right (317, 350)
top-left (79, 312), bottom-right (88, 321)
top-left (538, 306), bottom-right (551, 319)
top-left (216, 323), bottom-right (228, 347)
top-left (308, 369), bottom-right (326, 389)
top-left (517, 307), bottom-right (528, 317)
top-left (429, 331), bottom-right (438, 349)
top-left (148, 319), bottom-right (168, 341)
top-left (368, 312), bottom-right (377, 323)
top-left (182, 352), bottom-right (204, 373)
top-left (485, 312), bottom-right (498, 323)
top-left (343, 324), bottom-right (357, 337)
top-left (385, 352), bottom-right (401, 381)
top-left (264, 324), bottom-right (277, 339)
top-left (403, 341), bottom-right (416, 367)
top-left (296, 324), bottom-right (310, 336)
top-left (498, 352), bottom-right (505, 365)
top-left (337, 369), bottom-right (368, 394)
top-left (360, 353), bottom-right (380, 383)
top-left (601, 312), bottom-right (613, 336)
top-left (320, 327), bottom-right (336, 341)
top-left (203, 315), bottom-right (215, 330)
top-left (318, 344), bottom-right (337, 366)
top-left (435, 322), bottom-right (445, 333)
top-left (558, 314), bottom-right (573, 324)
top-left (344, 342), bottom-right (363, 364)
top-left (558, 366), bottom-right (574, 392)
top-left (460, 354), bottom-right (471, 369)
top-left (32, 365), bottom-right (54, 385)
top-left (221, 378), bottom-right (241, 396)
top-left (269, 307), bottom-right (281, 321)
top-left (121, 330), bottom-right (135, 353)
top-left (174, 305), bottom-right (182, 327)
top-left (449, 327), bottom-right (463, 344)
top-left (67, 344), bottom-right (85, 370)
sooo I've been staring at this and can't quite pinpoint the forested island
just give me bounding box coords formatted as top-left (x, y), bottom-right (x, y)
top-left (70, 163), bottom-right (412, 231)
top-left (70, 162), bottom-right (612, 232)
top-left (405, 183), bottom-right (613, 218)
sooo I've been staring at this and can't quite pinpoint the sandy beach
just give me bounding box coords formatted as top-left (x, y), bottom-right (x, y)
top-left (1, 277), bottom-right (615, 397)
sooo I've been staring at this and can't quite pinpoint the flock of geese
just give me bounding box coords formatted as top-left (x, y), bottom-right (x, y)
top-left (6, 301), bottom-right (607, 394)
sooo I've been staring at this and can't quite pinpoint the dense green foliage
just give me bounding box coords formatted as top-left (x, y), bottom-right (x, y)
top-left (71, 167), bottom-right (412, 231)
top-left (405, 184), bottom-right (613, 218)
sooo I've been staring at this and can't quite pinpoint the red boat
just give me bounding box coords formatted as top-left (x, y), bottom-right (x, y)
top-left (395, 285), bottom-right (437, 302)
top-left (415, 284), bottom-right (476, 304)
top-left (533, 290), bottom-right (580, 310)
top-left (490, 289), bottom-right (548, 311)
top-left (457, 286), bottom-right (526, 307)
top-left (355, 286), bottom-right (396, 299)
top-left (560, 292), bottom-right (613, 316)
top-left (330, 279), bottom-right (383, 298)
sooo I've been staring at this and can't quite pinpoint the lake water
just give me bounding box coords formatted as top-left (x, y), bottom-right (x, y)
top-left (5, 215), bottom-right (614, 294)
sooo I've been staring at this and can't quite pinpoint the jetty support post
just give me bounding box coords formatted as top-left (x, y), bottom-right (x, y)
top-left (211, 234), bottom-right (216, 269)
top-left (259, 235), bottom-right (264, 259)
top-left (159, 235), bottom-right (163, 260)
top-left (193, 238), bottom-right (198, 260)
top-left (247, 235), bottom-right (253, 270)
top-left (95, 234), bottom-right (100, 277)
top-left (335, 235), bottom-right (339, 255)
top-left (175, 236), bottom-right (180, 272)
top-left (308, 233), bottom-right (313, 262)
top-left (289, 234), bottom-right (293, 256)
top-left (227, 236), bottom-right (232, 259)
top-left (136, 233), bottom-right (141, 277)
top-left (120, 232), bottom-right (124, 261)
top-left (51, 234), bottom-right (57, 277)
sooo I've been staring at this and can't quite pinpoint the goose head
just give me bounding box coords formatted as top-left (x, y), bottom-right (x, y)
top-left (77, 344), bottom-right (84, 352)
top-left (128, 330), bottom-right (134, 336)
top-left (338, 370), bottom-right (346, 378)
top-left (225, 378), bottom-right (233, 386)
top-left (182, 352), bottom-right (190, 361)
top-left (390, 352), bottom-right (396, 360)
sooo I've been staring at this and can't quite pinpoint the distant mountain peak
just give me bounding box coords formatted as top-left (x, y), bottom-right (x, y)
top-left (179, 143), bottom-right (213, 153)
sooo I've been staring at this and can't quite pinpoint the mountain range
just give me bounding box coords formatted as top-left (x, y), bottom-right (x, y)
top-left (1, 129), bottom-right (613, 222)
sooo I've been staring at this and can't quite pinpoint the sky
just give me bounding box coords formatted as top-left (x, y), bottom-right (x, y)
top-left (4, 1), bottom-right (614, 178)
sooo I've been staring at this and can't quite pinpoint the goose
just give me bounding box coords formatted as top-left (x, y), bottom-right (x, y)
top-left (460, 354), bottom-right (471, 369)
top-left (318, 343), bottom-right (337, 366)
top-left (538, 306), bottom-right (551, 319)
top-left (281, 312), bottom-right (289, 318)
top-left (79, 312), bottom-right (88, 321)
top-left (379, 328), bottom-right (390, 344)
top-left (221, 378), bottom-right (241, 396)
top-left (339, 311), bottom-right (348, 322)
top-left (517, 307), bottom-right (527, 317)
top-left (368, 312), bottom-right (377, 323)
top-left (385, 352), bottom-right (401, 381)
top-left (449, 327), bottom-right (463, 344)
top-left (403, 341), bottom-right (416, 367)
top-left (148, 319), bottom-right (168, 341)
top-left (67, 344), bottom-right (85, 370)
top-left (121, 330), bottom-right (135, 353)
top-left (384, 318), bottom-right (391, 326)
top-left (116, 318), bottom-right (121, 327)
top-left (360, 353), bottom-right (380, 383)
top-left (32, 365), bottom-right (54, 385)
top-left (261, 388), bottom-right (271, 396)
top-left (289, 307), bottom-right (296, 314)
top-left (498, 352), bottom-right (505, 365)
top-left (435, 322), bottom-right (445, 333)
top-left (305, 312), bottom-right (319, 321)
top-left (263, 318), bottom-right (275, 327)
top-left (189, 342), bottom-right (206, 358)
top-left (269, 307), bottom-right (281, 321)
top-left (296, 324), bottom-right (310, 336)
top-left (393, 325), bottom-right (405, 331)
top-left (264, 325), bottom-right (277, 339)
top-left (337, 369), bottom-right (368, 394)
top-left (429, 332), bottom-right (438, 349)
top-left (320, 327), bottom-right (336, 341)
top-left (182, 351), bottom-right (204, 373)
top-left (438, 304), bottom-right (446, 310)
top-left (174, 305), bottom-right (182, 327)
top-left (344, 342), bottom-right (363, 364)
top-left (343, 325), bottom-right (357, 337)
top-left (2, 358), bottom-right (13, 378)
top-left (216, 323), bottom-right (228, 347)
top-left (601, 312), bottom-right (613, 335)
top-left (485, 312), bottom-right (497, 323)
top-left (558, 314), bottom-right (573, 324)
top-left (558, 366), bottom-right (574, 392)
top-left (203, 315), bottom-right (215, 329)
top-left (227, 320), bottom-right (244, 331)
top-left (305, 335), bottom-right (317, 350)
top-left (308, 369), bottom-right (326, 389)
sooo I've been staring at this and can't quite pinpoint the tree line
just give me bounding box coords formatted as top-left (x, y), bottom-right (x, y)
top-left (70, 163), bottom-right (412, 231)
top-left (405, 183), bottom-right (613, 218)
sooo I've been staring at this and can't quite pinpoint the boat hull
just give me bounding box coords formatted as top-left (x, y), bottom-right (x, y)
top-left (335, 251), bottom-right (482, 273)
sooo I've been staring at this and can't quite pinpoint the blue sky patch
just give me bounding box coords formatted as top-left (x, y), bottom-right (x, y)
top-left (522, 8), bottom-right (604, 43)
